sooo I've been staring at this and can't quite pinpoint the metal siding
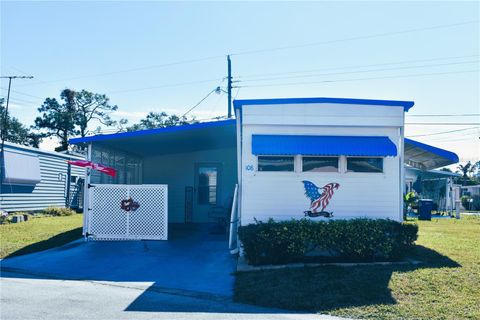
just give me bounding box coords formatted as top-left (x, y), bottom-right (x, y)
top-left (1, 145), bottom-right (85, 213)
top-left (240, 103), bottom-right (403, 224)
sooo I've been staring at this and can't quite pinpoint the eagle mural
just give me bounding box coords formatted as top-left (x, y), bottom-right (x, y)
top-left (302, 181), bottom-right (340, 218)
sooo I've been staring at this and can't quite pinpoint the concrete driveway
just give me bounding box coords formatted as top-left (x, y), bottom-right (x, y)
top-left (1, 224), bottom-right (235, 297)
top-left (0, 224), bottom-right (347, 319)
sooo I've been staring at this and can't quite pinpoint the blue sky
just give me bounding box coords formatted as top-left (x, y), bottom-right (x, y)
top-left (1, 1), bottom-right (479, 163)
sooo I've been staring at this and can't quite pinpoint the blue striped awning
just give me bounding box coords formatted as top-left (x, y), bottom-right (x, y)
top-left (252, 135), bottom-right (398, 156)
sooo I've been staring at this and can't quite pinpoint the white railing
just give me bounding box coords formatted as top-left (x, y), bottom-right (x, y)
top-left (229, 184), bottom-right (239, 253)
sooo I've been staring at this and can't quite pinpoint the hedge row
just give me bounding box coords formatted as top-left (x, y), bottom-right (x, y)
top-left (238, 218), bottom-right (418, 265)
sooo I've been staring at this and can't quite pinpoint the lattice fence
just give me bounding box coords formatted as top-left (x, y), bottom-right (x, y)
top-left (87, 184), bottom-right (168, 240)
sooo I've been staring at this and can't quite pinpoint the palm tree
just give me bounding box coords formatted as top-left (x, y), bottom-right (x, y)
top-left (457, 162), bottom-right (474, 185)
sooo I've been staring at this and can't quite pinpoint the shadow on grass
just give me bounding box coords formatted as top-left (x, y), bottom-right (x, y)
top-left (234, 244), bottom-right (461, 313)
top-left (4, 228), bottom-right (83, 259)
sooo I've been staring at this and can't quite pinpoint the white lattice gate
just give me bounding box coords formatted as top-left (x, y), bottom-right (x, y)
top-left (86, 184), bottom-right (168, 240)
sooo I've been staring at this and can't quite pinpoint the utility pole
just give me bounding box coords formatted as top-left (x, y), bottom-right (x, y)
top-left (0, 76), bottom-right (33, 211)
top-left (227, 55), bottom-right (232, 118)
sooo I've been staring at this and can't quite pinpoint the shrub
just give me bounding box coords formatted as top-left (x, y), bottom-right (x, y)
top-left (461, 196), bottom-right (471, 210)
top-left (42, 207), bottom-right (76, 216)
top-left (238, 218), bottom-right (418, 265)
top-left (472, 195), bottom-right (480, 211)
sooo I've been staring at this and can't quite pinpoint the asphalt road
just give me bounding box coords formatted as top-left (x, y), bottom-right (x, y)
top-left (0, 271), bottom-right (346, 320)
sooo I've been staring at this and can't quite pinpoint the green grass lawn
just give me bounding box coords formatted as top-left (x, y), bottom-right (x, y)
top-left (0, 214), bottom-right (83, 259)
top-left (234, 216), bottom-right (480, 319)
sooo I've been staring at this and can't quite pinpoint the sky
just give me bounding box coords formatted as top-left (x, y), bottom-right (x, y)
top-left (1, 1), bottom-right (479, 164)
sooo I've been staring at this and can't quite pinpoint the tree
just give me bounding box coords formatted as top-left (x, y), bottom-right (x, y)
top-left (127, 112), bottom-right (195, 131)
top-left (456, 161), bottom-right (475, 185)
top-left (73, 90), bottom-right (118, 137)
top-left (35, 92), bottom-right (78, 151)
top-left (457, 162), bottom-right (473, 177)
top-left (35, 89), bottom-right (120, 151)
top-left (0, 98), bottom-right (42, 147)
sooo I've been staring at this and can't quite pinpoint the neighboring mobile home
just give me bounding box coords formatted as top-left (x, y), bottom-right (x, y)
top-left (69, 97), bottom-right (459, 243)
top-left (0, 142), bottom-right (85, 213)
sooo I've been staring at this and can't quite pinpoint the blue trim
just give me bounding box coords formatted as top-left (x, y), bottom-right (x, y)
top-left (404, 138), bottom-right (459, 163)
top-left (252, 135), bottom-right (398, 156)
top-left (234, 97), bottom-right (414, 112)
top-left (69, 119), bottom-right (236, 144)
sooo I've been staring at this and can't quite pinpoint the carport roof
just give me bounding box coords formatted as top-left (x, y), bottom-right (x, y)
top-left (404, 138), bottom-right (459, 170)
top-left (69, 119), bottom-right (236, 156)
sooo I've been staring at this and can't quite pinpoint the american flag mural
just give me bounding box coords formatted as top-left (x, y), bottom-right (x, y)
top-left (302, 181), bottom-right (340, 216)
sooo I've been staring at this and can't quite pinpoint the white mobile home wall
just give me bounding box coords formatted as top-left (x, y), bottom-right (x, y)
top-left (143, 147), bottom-right (237, 223)
top-left (238, 102), bottom-right (405, 224)
top-left (0, 143), bottom-right (85, 213)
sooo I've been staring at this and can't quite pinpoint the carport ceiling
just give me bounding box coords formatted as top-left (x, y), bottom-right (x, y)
top-left (404, 138), bottom-right (459, 170)
top-left (90, 120), bottom-right (236, 156)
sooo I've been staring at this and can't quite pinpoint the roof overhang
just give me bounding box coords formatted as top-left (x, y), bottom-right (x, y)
top-left (404, 138), bottom-right (459, 170)
top-left (234, 97), bottom-right (415, 112)
top-left (69, 119), bottom-right (236, 156)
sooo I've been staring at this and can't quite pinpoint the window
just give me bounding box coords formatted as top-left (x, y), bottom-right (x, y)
top-left (258, 156), bottom-right (294, 172)
top-left (347, 157), bottom-right (383, 173)
top-left (302, 157), bottom-right (339, 172)
top-left (197, 166), bottom-right (218, 205)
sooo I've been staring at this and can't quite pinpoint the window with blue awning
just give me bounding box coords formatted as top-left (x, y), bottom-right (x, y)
top-left (251, 135), bottom-right (398, 157)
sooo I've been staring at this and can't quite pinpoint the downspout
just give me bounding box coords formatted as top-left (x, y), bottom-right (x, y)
top-left (399, 112), bottom-right (405, 222)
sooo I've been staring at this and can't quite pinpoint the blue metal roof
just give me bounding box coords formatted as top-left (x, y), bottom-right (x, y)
top-left (252, 135), bottom-right (398, 156)
top-left (69, 119), bottom-right (236, 144)
top-left (404, 138), bottom-right (459, 169)
top-left (234, 97), bottom-right (415, 112)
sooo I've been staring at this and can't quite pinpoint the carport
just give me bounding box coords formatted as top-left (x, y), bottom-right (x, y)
top-left (69, 119), bottom-right (238, 241)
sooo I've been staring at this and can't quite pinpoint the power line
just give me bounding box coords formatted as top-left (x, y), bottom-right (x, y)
top-left (106, 77), bottom-right (223, 95)
top-left (238, 60), bottom-right (479, 83)
top-left (236, 54), bottom-right (479, 79)
top-left (238, 69), bottom-right (479, 88)
top-left (406, 127), bottom-right (480, 137)
top-left (15, 55), bottom-right (225, 88)
top-left (12, 20), bottom-right (479, 88)
top-left (230, 20), bottom-right (479, 56)
top-left (407, 114), bottom-right (480, 117)
top-left (181, 88), bottom-right (220, 118)
top-left (406, 123), bottom-right (480, 125)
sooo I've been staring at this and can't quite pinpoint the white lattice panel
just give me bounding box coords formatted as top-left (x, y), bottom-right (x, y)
top-left (87, 184), bottom-right (168, 240)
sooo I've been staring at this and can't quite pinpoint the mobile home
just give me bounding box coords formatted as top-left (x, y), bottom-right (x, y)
top-left (69, 97), bottom-right (459, 243)
top-left (0, 142), bottom-right (85, 213)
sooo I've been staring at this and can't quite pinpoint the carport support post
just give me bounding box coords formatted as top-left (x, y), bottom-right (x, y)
top-left (455, 200), bottom-right (461, 219)
top-left (82, 143), bottom-right (92, 240)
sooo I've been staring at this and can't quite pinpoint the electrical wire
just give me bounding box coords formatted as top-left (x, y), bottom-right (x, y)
top-left (236, 54), bottom-right (479, 79)
top-left (406, 127), bottom-right (480, 137)
top-left (406, 123), bottom-right (480, 125)
top-left (230, 20), bottom-right (479, 56)
top-left (14, 55), bottom-right (225, 87)
top-left (106, 78), bottom-right (223, 95)
top-left (407, 114), bottom-right (480, 117)
top-left (238, 60), bottom-right (479, 83)
top-left (181, 88), bottom-right (219, 118)
top-left (238, 69), bottom-right (479, 88)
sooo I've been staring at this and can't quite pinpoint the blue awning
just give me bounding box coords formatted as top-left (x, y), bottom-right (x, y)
top-left (252, 135), bottom-right (398, 156)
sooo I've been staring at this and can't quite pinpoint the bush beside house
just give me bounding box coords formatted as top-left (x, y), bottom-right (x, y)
top-left (238, 218), bottom-right (418, 265)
